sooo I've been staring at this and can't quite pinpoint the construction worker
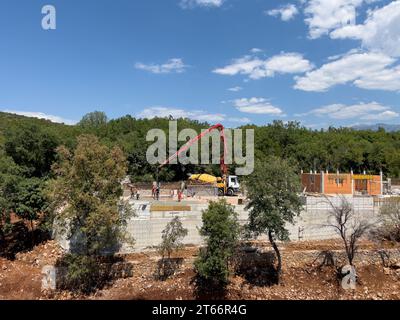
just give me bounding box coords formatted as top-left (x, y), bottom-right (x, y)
top-left (130, 185), bottom-right (137, 199)
top-left (152, 181), bottom-right (157, 199)
top-left (178, 180), bottom-right (185, 202)
top-left (156, 182), bottom-right (160, 201)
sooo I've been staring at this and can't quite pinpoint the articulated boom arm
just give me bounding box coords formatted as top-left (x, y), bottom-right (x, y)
top-left (159, 123), bottom-right (228, 176)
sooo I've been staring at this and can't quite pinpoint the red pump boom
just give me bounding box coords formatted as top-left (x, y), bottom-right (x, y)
top-left (159, 123), bottom-right (228, 176)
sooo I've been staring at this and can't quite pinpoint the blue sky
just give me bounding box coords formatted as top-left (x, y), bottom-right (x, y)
top-left (0, 0), bottom-right (399, 128)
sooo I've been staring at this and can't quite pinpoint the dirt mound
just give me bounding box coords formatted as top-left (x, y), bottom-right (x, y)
top-left (1, 240), bottom-right (400, 300)
top-left (0, 241), bottom-right (64, 300)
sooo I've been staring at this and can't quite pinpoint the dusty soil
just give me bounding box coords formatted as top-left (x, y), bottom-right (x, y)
top-left (1, 239), bottom-right (400, 300)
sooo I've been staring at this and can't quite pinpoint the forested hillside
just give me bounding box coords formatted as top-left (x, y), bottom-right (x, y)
top-left (1, 111), bottom-right (400, 183)
top-left (1, 110), bottom-right (400, 254)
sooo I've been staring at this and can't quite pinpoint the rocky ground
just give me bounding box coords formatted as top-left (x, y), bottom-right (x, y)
top-left (1, 239), bottom-right (400, 300)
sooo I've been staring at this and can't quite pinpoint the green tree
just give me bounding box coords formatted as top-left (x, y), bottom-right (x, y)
top-left (159, 216), bottom-right (188, 260)
top-left (245, 157), bottom-right (303, 282)
top-left (4, 123), bottom-right (58, 177)
top-left (195, 200), bottom-right (239, 285)
top-left (157, 216), bottom-right (188, 280)
top-left (47, 134), bottom-right (134, 293)
top-left (127, 148), bottom-right (154, 182)
top-left (0, 153), bottom-right (21, 241)
top-left (14, 178), bottom-right (47, 235)
top-left (78, 111), bottom-right (108, 129)
top-left (0, 146), bottom-right (49, 247)
top-left (4, 110), bottom-right (400, 183)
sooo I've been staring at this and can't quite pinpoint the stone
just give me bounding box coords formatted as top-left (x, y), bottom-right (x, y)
top-left (41, 265), bottom-right (56, 290)
top-left (341, 265), bottom-right (356, 290)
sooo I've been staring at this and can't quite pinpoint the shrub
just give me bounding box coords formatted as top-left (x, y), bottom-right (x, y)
top-left (195, 200), bottom-right (239, 285)
top-left (157, 216), bottom-right (188, 280)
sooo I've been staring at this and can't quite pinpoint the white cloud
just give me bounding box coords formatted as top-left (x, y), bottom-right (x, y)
top-left (299, 102), bottom-right (399, 120)
top-left (265, 53), bottom-right (313, 74)
top-left (304, 0), bottom-right (365, 39)
top-left (294, 51), bottom-right (400, 92)
top-left (214, 56), bottom-right (265, 78)
top-left (330, 1), bottom-right (400, 57)
top-left (250, 48), bottom-right (263, 53)
top-left (138, 107), bottom-right (225, 122)
top-left (180, 0), bottom-right (224, 8)
top-left (233, 98), bottom-right (283, 115)
top-left (267, 4), bottom-right (299, 21)
top-left (228, 86), bottom-right (242, 92)
top-left (228, 117), bottom-right (251, 123)
top-left (361, 110), bottom-right (400, 121)
top-left (214, 52), bottom-right (313, 80)
top-left (139, 107), bottom-right (253, 125)
top-left (2, 110), bottom-right (77, 125)
top-left (135, 58), bottom-right (188, 74)
top-left (353, 64), bottom-right (400, 91)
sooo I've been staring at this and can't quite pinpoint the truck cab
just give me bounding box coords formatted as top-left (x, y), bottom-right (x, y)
top-left (217, 175), bottom-right (240, 196)
top-left (226, 175), bottom-right (240, 196)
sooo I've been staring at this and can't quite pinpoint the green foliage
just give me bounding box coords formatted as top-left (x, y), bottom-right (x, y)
top-left (14, 178), bottom-right (46, 225)
top-left (0, 149), bottom-right (47, 238)
top-left (244, 157), bottom-right (303, 278)
top-left (57, 253), bottom-right (102, 294)
top-left (0, 153), bottom-right (21, 238)
top-left (4, 122), bottom-right (58, 177)
top-left (78, 111), bottom-right (108, 129)
top-left (245, 157), bottom-right (303, 240)
top-left (250, 120), bottom-right (400, 177)
top-left (157, 216), bottom-right (188, 280)
top-left (127, 148), bottom-right (155, 182)
top-left (48, 134), bottom-right (136, 292)
top-left (158, 216), bottom-right (188, 259)
top-left (3, 112), bottom-right (400, 185)
top-left (195, 200), bottom-right (239, 284)
top-left (47, 134), bottom-right (133, 256)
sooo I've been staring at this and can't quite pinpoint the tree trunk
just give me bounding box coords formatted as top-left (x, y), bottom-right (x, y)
top-left (30, 219), bottom-right (35, 247)
top-left (0, 224), bottom-right (4, 243)
top-left (0, 211), bottom-right (5, 242)
top-left (268, 230), bottom-right (282, 280)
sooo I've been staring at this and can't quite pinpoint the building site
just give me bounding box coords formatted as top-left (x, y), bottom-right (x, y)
top-left (83, 122), bottom-right (397, 254)
top-left (2, 0), bottom-right (400, 306)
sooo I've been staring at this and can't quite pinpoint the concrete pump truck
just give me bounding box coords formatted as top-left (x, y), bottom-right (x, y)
top-left (156, 123), bottom-right (240, 197)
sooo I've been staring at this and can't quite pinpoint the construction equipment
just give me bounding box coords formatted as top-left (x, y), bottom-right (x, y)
top-left (188, 173), bottom-right (240, 196)
top-left (157, 123), bottom-right (240, 196)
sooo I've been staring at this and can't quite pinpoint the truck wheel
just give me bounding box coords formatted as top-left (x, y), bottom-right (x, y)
top-left (227, 188), bottom-right (234, 196)
top-left (218, 189), bottom-right (224, 196)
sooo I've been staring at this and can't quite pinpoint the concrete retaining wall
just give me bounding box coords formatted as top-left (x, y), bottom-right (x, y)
top-left (119, 196), bottom-right (379, 253)
top-left (55, 195), bottom-right (382, 254)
